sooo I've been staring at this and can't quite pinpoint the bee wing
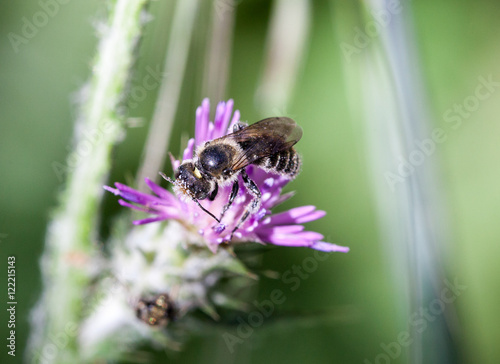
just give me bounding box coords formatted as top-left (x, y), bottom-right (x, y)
top-left (227, 117), bottom-right (302, 171)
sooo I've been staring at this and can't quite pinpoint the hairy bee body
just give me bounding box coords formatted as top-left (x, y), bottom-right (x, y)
top-left (136, 293), bottom-right (177, 327)
top-left (196, 139), bottom-right (242, 185)
top-left (256, 147), bottom-right (301, 178)
top-left (197, 136), bottom-right (301, 183)
top-left (162, 117), bottom-right (303, 238)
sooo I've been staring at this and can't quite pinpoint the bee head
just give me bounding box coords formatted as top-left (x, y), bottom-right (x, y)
top-left (173, 161), bottom-right (212, 200)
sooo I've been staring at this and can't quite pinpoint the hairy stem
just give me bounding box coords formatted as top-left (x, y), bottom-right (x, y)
top-left (28, 0), bottom-right (149, 362)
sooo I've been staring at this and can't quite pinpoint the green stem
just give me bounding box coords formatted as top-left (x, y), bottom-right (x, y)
top-left (28, 0), bottom-right (149, 362)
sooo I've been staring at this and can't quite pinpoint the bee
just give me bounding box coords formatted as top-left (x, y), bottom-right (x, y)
top-left (161, 117), bottom-right (302, 238)
top-left (136, 293), bottom-right (177, 327)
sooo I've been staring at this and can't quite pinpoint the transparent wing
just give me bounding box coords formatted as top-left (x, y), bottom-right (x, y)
top-left (222, 117), bottom-right (302, 171)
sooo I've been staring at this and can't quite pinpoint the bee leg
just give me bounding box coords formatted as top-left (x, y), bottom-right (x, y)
top-left (208, 183), bottom-right (218, 201)
top-left (230, 170), bottom-right (261, 240)
top-left (219, 180), bottom-right (239, 221)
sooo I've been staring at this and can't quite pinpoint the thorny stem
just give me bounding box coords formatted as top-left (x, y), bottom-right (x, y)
top-left (28, 0), bottom-right (149, 362)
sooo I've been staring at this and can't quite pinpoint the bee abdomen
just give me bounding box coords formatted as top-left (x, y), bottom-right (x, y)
top-left (258, 148), bottom-right (301, 178)
top-left (284, 149), bottom-right (301, 177)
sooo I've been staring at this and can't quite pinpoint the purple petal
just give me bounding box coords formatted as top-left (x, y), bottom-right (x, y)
top-left (294, 231), bottom-right (324, 241)
top-left (169, 154), bottom-right (180, 171)
top-left (257, 229), bottom-right (324, 246)
top-left (263, 225), bottom-right (304, 234)
top-left (293, 210), bottom-right (326, 224)
top-left (267, 206), bottom-right (325, 225)
top-left (213, 101), bottom-right (226, 132)
top-left (144, 178), bottom-right (177, 203)
top-left (255, 208), bottom-right (267, 220)
top-left (263, 178), bottom-right (275, 189)
top-left (118, 199), bottom-right (151, 212)
top-left (195, 98), bottom-right (210, 145)
top-left (213, 223), bottom-right (226, 234)
top-left (222, 100), bottom-right (234, 129)
top-left (310, 242), bottom-right (350, 253)
top-left (264, 237), bottom-right (312, 247)
top-left (149, 204), bottom-right (182, 218)
top-left (182, 138), bottom-right (195, 162)
top-left (195, 106), bottom-right (203, 138)
top-left (132, 216), bottom-right (167, 225)
top-left (113, 183), bottom-right (162, 205)
top-left (270, 191), bottom-right (295, 207)
top-left (214, 99), bottom-right (233, 137)
top-left (103, 185), bottom-right (119, 195)
top-left (206, 122), bottom-right (214, 142)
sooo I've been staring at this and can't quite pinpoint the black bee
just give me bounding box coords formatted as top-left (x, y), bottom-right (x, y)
top-left (161, 117), bottom-right (302, 238)
top-left (136, 293), bottom-right (177, 327)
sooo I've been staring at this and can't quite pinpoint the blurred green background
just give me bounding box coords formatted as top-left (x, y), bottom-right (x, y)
top-left (1, 0), bottom-right (500, 363)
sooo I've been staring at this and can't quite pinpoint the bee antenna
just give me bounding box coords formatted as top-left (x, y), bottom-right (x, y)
top-left (192, 198), bottom-right (220, 223)
top-left (159, 171), bottom-right (175, 185)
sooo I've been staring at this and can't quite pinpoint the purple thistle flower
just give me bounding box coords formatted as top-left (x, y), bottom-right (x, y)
top-left (105, 99), bottom-right (349, 254)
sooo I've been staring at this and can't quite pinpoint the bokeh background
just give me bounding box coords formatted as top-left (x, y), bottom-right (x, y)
top-left (1, 0), bottom-right (500, 363)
